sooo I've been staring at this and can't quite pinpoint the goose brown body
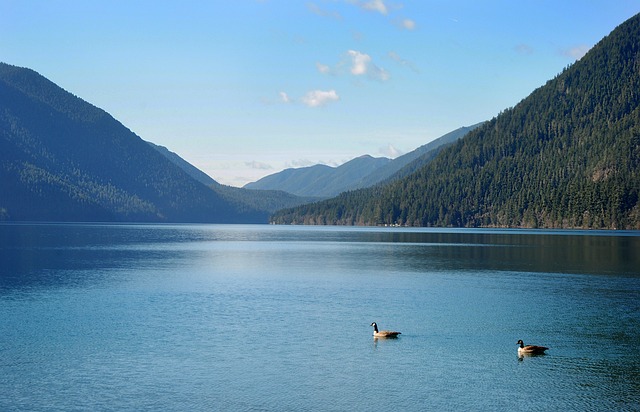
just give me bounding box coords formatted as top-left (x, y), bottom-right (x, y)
top-left (371, 322), bottom-right (401, 338)
top-left (517, 339), bottom-right (548, 355)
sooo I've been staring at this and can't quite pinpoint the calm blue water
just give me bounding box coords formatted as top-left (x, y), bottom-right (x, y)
top-left (1, 223), bottom-right (639, 411)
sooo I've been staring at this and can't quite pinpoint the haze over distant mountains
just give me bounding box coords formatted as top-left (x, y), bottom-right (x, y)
top-left (245, 155), bottom-right (391, 198)
top-left (147, 142), bottom-right (315, 216)
top-left (272, 13), bottom-right (640, 229)
top-left (244, 123), bottom-right (483, 198)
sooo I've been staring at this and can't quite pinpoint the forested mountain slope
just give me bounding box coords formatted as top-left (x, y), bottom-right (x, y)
top-left (0, 63), bottom-right (267, 223)
top-left (147, 141), bottom-right (218, 187)
top-left (357, 122), bottom-right (484, 188)
top-left (272, 14), bottom-right (640, 229)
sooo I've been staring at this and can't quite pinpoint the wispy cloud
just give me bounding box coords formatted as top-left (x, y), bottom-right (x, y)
top-left (318, 50), bottom-right (390, 81)
top-left (307, 2), bottom-right (342, 20)
top-left (514, 44), bottom-right (534, 55)
top-left (316, 62), bottom-right (332, 75)
top-left (360, 0), bottom-right (388, 15)
top-left (279, 91), bottom-right (292, 103)
top-left (397, 18), bottom-right (416, 31)
top-left (287, 158), bottom-right (340, 168)
top-left (271, 89), bottom-right (340, 108)
top-left (388, 51), bottom-right (419, 73)
top-left (378, 143), bottom-right (403, 158)
top-left (351, 0), bottom-right (417, 31)
top-left (288, 159), bottom-right (317, 168)
top-left (246, 160), bottom-right (273, 170)
top-left (561, 44), bottom-right (591, 60)
top-left (301, 89), bottom-right (340, 107)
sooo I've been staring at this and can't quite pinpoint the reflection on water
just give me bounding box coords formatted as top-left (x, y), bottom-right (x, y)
top-left (0, 223), bottom-right (638, 411)
top-left (518, 352), bottom-right (548, 361)
top-left (2, 224), bottom-right (637, 291)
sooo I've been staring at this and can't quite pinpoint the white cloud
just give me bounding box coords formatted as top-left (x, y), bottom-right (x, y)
top-left (378, 144), bottom-right (403, 158)
top-left (361, 0), bottom-right (388, 15)
top-left (318, 50), bottom-right (391, 81)
top-left (561, 45), bottom-right (591, 60)
top-left (347, 50), bottom-right (390, 81)
top-left (301, 89), bottom-right (340, 107)
top-left (274, 89), bottom-right (340, 108)
top-left (347, 50), bottom-right (371, 75)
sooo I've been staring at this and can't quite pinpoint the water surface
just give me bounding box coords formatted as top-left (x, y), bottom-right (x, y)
top-left (1, 224), bottom-right (639, 410)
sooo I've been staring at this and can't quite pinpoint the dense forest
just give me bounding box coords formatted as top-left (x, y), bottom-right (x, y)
top-left (0, 63), bottom-right (269, 223)
top-left (272, 14), bottom-right (640, 229)
top-left (356, 122), bottom-right (484, 188)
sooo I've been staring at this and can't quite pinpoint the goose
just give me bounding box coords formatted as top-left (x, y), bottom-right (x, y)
top-left (370, 322), bottom-right (401, 338)
top-left (517, 339), bottom-right (548, 355)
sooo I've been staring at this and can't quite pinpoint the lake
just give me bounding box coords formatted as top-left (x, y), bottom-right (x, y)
top-left (1, 223), bottom-right (639, 411)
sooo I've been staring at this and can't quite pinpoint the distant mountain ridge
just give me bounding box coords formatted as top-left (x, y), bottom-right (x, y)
top-left (245, 155), bottom-right (392, 198)
top-left (147, 141), bottom-right (316, 213)
top-left (272, 13), bottom-right (640, 229)
top-left (0, 62), bottom-right (273, 222)
top-left (244, 123), bottom-right (482, 198)
top-left (356, 123), bottom-right (484, 187)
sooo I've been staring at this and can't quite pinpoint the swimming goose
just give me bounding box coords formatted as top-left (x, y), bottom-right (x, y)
top-left (517, 339), bottom-right (548, 355)
top-left (370, 322), bottom-right (401, 338)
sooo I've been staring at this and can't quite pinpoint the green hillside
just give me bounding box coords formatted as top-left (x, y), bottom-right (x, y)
top-left (357, 123), bottom-right (484, 188)
top-left (0, 63), bottom-right (267, 223)
top-left (271, 14), bottom-right (640, 229)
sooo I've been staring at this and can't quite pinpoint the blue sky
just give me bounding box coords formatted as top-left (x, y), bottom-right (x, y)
top-left (2, 1), bottom-right (639, 186)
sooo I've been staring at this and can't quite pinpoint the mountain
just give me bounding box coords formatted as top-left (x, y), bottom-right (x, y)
top-left (244, 123), bottom-right (482, 199)
top-left (244, 155), bottom-right (392, 198)
top-left (0, 62), bottom-right (268, 223)
top-left (356, 122), bottom-right (484, 187)
top-left (147, 141), bottom-right (218, 187)
top-left (214, 185), bottom-right (317, 214)
top-left (271, 13), bottom-right (640, 229)
top-left (147, 141), bottom-right (316, 213)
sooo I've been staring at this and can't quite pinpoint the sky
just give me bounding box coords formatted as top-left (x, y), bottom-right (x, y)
top-left (1, 1), bottom-right (639, 187)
